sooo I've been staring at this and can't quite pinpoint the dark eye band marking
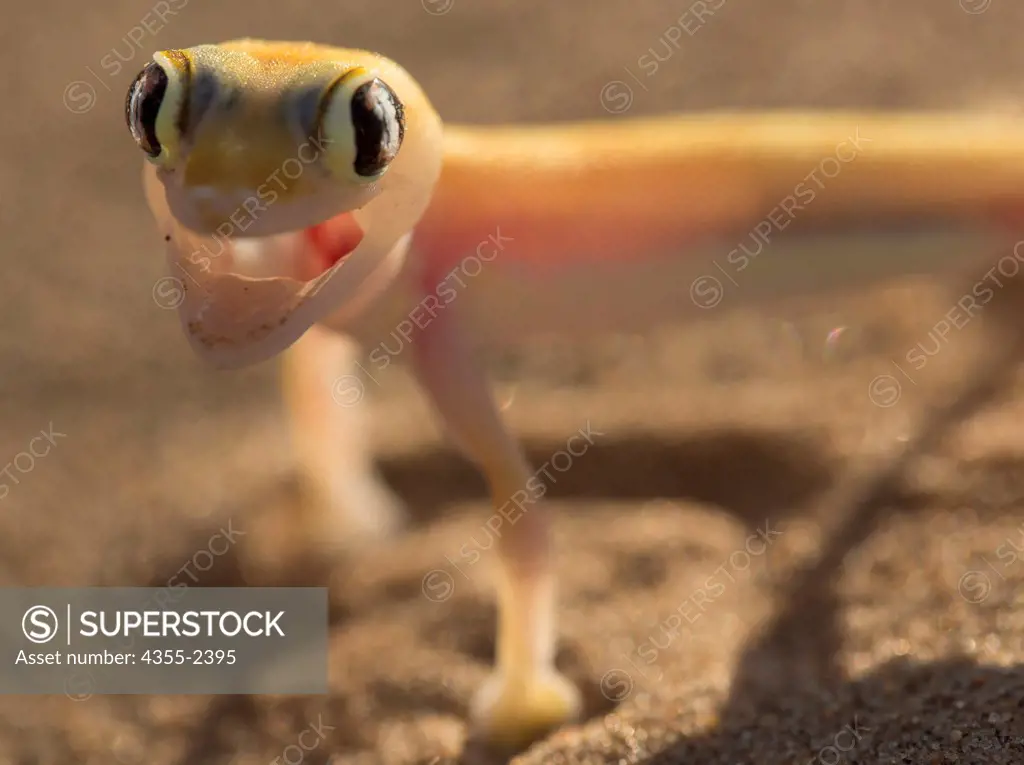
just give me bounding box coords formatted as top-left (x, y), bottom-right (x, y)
top-left (350, 79), bottom-right (405, 178)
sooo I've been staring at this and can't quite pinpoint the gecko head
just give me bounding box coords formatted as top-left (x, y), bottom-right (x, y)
top-left (125, 40), bottom-right (444, 368)
top-left (126, 44), bottom-right (407, 236)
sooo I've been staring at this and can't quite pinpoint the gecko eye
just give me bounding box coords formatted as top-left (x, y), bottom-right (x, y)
top-left (349, 79), bottom-right (405, 177)
top-left (318, 71), bottom-right (405, 183)
top-left (125, 52), bottom-right (189, 166)
top-left (126, 62), bottom-right (169, 158)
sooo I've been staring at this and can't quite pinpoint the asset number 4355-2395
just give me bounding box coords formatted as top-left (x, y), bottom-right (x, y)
top-left (140, 649), bottom-right (237, 665)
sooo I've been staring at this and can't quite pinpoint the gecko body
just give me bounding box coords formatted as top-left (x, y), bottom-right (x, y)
top-left (127, 40), bottom-right (1024, 749)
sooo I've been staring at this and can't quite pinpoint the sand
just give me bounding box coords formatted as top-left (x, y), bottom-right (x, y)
top-left (2, 0), bottom-right (1024, 762)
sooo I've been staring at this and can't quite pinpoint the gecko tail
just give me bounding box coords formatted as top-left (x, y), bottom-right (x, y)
top-left (423, 112), bottom-right (1024, 266)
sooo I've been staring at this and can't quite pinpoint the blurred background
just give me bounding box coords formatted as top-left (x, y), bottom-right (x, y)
top-left (3, 1), bottom-right (1024, 763)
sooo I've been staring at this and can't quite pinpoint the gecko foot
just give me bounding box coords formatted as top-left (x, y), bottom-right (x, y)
top-left (301, 473), bottom-right (407, 553)
top-left (469, 668), bottom-right (581, 751)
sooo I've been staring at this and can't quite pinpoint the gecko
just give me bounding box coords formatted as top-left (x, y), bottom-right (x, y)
top-left (125, 39), bottom-right (1024, 749)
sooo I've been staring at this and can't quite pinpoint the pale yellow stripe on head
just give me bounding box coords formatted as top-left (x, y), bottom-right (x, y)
top-left (147, 49), bottom-right (192, 164)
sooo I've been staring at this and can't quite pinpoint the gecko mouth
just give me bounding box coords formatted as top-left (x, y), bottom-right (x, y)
top-left (300, 211), bottom-right (366, 279)
top-left (144, 164), bottom-right (410, 370)
top-left (191, 209), bottom-right (367, 284)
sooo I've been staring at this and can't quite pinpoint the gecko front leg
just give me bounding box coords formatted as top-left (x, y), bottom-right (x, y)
top-left (409, 307), bottom-right (581, 748)
top-left (282, 324), bottom-right (406, 549)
